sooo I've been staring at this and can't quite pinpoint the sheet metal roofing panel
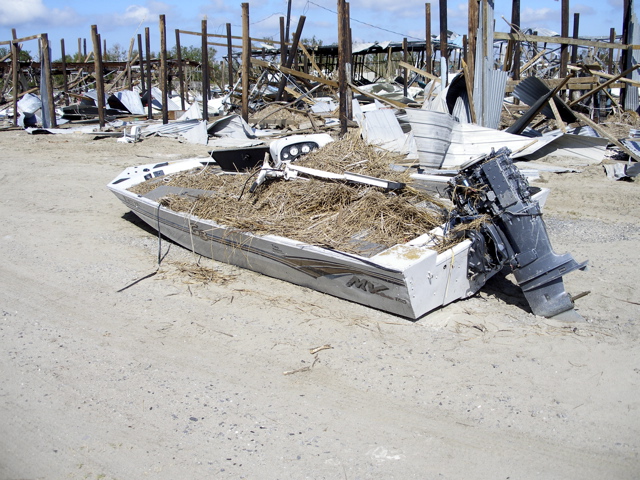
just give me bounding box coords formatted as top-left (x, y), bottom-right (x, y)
top-left (142, 119), bottom-right (201, 136)
top-left (404, 109), bottom-right (454, 168)
top-left (624, 12), bottom-right (639, 111)
top-left (442, 122), bottom-right (536, 169)
top-left (113, 91), bottom-right (145, 116)
top-left (513, 77), bottom-right (576, 123)
top-left (179, 120), bottom-right (209, 145)
top-left (469, 2), bottom-right (507, 130)
top-left (519, 134), bottom-right (608, 164)
top-left (361, 108), bottom-right (406, 149)
top-left (145, 87), bottom-right (181, 111)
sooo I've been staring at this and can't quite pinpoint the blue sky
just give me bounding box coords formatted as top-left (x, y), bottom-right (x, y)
top-left (0, 0), bottom-right (630, 60)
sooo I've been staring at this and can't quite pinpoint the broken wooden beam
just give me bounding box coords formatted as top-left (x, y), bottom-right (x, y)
top-left (251, 59), bottom-right (338, 88)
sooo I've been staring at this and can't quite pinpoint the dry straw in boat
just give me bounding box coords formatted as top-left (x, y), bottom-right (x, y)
top-left (131, 132), bottom-right (464, 255)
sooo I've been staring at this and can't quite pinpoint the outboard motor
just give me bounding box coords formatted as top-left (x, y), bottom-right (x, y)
top-left (448, 148), bottom-right (587, 319)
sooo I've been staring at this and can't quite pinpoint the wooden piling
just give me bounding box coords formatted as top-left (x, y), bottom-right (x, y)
top-left (175, 29), bottom-right (185, 110)
top-left (440, 0), bottom-right (448, 85)
top-left (511, 0), bottom-right (520, 80)
top-left (560, 0), bottom-right (569, 78)
top-left (159, 14), bottom-right (168, 124)
top-left (40, 33), bottom-right (57, 127)
top-left (401, 38), bottom-right (407, 96)
top-left (467, 0), bottom-right (478, 88)
top-left (202, 19), bottom-right (209, 121)
top-left (279, 17), bottom-right (286, 66)
top-left (145, 27), bottom-right (153, 120)
top-left (126, 38), bottom-right (134, 91)
top-left (621, 0), bottom-right (632, 107)
top-left (338, 0), bottom-right (349, 135)
top-left (275, 15), bottom-right (306, 101)
top-left (11, 29), bottom-right (19, 126)
top-left (61, 39), bottom-right (69, 106)
top-left (91, 25), bottom-right (106, 128)
top-left (227, 23), bottom-right (234, 90)
top-left (462, 34), bottom-right (467, 67)
top-left (242, 3), bottom-right (250, 122)
top-left (571, 13), bottom-right (580, 64)
top-left (137, 33), bottom-right (145, 91)
top-left (608, 28), bottom-right (616, 75)
top-left (425, 3), bottom-right (432, 74)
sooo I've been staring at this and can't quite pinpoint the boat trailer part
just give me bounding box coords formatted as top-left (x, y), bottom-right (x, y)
top-left (448, 147), bottom-right (588, 319)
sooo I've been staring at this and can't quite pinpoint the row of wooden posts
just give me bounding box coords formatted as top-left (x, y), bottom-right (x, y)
top-left (1, 0), bottom-right (638, 133)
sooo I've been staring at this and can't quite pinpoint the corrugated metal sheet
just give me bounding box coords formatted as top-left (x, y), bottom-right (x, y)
top-left (470, 1), bottom-right (507, 130)
top-left (624, 11), bottom-right (639, 111)
top-left (142, 87), bottom-right (181, 111)
top-left (405, 109), bottom-right (534, 169)
top-left (361, 108), bottom-right (407, 153)
top-left (520, 131), bottom-right (608, 164)
top-left (404, 110), bottom-right (455, 168)
top-left (179, 120), bottom-right (209, 145)
top-left (513, 77), bottom-right (576, 123)
top-left (483, 68), bottom-right (508, 129)
top-left (142, 119), bottom-right (201, 136)
top-left (443, 122), bottom-right (535, 168)
top-left (407, 111), bottom-right (606, 170)
top-left (113, 91), bottom-right (145, 115)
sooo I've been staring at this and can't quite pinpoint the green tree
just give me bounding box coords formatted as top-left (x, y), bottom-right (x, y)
top-left (1, 47), bottom-right (33, 62)
top-left (301, 36), bottom-right (323, 48)
top-left (103, 43), bottom-right (126, 61)
top-left (170, 45), bottom-right (217, 67)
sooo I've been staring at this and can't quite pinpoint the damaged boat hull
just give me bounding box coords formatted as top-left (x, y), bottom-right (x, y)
top-left (108, 159), bottom-right (488, 319)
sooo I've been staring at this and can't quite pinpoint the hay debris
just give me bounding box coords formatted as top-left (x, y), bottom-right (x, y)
top-left (130, 132), bottom-right (473, 255)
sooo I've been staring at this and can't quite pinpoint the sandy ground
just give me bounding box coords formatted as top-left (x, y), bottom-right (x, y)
top-left (0, 130), bottom-right (639, 479)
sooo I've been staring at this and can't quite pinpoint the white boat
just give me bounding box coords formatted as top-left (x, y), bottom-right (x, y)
top-left (108, 149), bottom-right (585, 320)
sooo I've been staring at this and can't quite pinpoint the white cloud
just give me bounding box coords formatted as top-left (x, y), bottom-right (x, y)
top-left (0, 0), bottom-right (80, 27)
top-left (573, 4), bottom-right (596, 16)
top-left (521, 7), bottom-right (559, 24)
top-left (111, 2), bottom-right (173, 27)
